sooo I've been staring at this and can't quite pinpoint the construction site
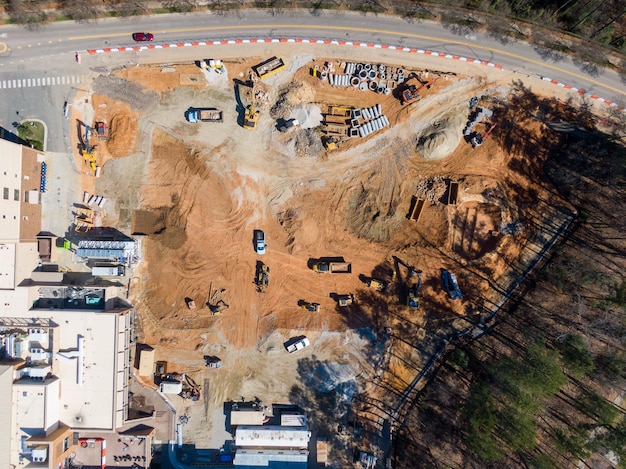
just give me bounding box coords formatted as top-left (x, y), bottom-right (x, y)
top-left (68, 47), bottom-right (579, 466)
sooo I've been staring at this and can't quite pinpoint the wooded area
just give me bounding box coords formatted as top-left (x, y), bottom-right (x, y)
top-left (393, 87), bottom-right (626, 468)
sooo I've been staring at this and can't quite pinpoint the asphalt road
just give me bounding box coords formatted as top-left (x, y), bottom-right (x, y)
top-left (0, 9), bottom-right (624, 151)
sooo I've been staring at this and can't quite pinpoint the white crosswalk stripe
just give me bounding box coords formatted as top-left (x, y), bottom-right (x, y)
top-left (0, 76), bottom-right (81, 89)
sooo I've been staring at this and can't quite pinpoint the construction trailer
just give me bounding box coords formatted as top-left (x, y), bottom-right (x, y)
top-left (252, 56), bottom-right (285, 79)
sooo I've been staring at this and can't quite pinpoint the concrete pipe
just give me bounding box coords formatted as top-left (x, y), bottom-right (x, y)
top-left (368, 70), bottom-right (377, 80)
top-left (359, 82), bottom-right (368, 91)
top-left (397, 68), bottom-right (404, 75)
top-left (379, 73), bottom-right (386, 80)
top-left (376, 103), bottom-right (382, 116)
top-left (359, 126), bottom-right (366, 137)
top-left (359, 70), bottom-right (368, 79)
top-left (384, 87), bottom-right (391, 95)
top-left (321, 71), bottom-right (328, 80)
top-left (364, 63), bottom-right (372, 71)
top-left (356, 63), bottom-right (363, 71)
top-left (369, 80), bottom-right (378, 91)
top-left (379, 65), bottom-right (386, 72)
top-left (362, 108), bottom-right (371, 120)
top-left (329, 74), bottom-right (334, 85)
top-left (378, 86), bottom-right (385, 94)
top-left (351, 77), bottom-right (360, 87)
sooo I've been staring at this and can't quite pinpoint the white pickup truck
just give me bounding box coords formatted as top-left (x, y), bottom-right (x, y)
top-left (286, 337), bottom-right (311, 354)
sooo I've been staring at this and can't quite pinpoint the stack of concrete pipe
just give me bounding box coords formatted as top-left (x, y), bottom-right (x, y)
top-left (327, 62), bottom-right (404, 94)
top-left (358, 115), bottom-right (390, 137)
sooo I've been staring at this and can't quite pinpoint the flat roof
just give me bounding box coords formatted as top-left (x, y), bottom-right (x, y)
top-left (231, 409), bottom-right (266, 426)
top-left (8, 308), bottom-right (123, 430)
top-left (0, 138), bottom-right (23, 240)
top-left (0, 243), bottom-right (16, 289)
top-left (235, 426), bottom-right (310, 449)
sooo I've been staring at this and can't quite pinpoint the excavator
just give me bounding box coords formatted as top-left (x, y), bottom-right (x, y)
top-left (77, 121), bottom-right (98, 170)
top-left (471, 122), bottom-right (497, 147)
top-left (393, 256), bottom-right (422, 309)
top-left (243, 103), bottom-right (259, 130)
top-left (401, 75), bottom-right (440, 105)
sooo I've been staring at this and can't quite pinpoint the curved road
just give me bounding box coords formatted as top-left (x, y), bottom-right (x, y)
top-left (0, 10), bottom-right (624, 99)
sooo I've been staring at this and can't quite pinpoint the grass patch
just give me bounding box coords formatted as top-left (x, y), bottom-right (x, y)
top-left (17, 120), bottom-right (45, 151)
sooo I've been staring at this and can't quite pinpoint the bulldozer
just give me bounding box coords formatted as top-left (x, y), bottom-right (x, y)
top-left (323, 136), bottom-right (339, 151)
top-left (298, 300), bottom-right (321, 312)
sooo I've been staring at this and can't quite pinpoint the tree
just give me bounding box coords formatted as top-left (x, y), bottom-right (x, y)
top-left (558, 333), bottom-right (594, 378)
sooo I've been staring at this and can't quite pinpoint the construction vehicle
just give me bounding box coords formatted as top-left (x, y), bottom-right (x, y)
top-left (285, 337), bottom-right (311, 354)
top-left (204, 355), bottom-right (222, 368)
top-left (255, 262), bottom-right (270, 292)
top-left (243, 103), bottom-right (259, 130)
top-left (336, 293), bottom-right (355, 307)
top-left (210, 299), bottom-right (229, 316)
top-left (407, 269), bottom-right (423, 309)
top-left (471, 123), bottom-right (497, 147)
top-left (312, 261), bottom-right (352, 274)
top-left (366, 277), bottom-right (387, 293)
top-left (95, 121), bottom-right (108, 139)
top-left (298, 300), bottom-right (321, 312)
top-left (277, 118), bottom-right (299, 133)
top-left (402, 76), bottom-right (440, 104)
top-left (252, 56), bottom-right (285, 79)
top-left (186, 108), bottom-right (223, 123)
top-left (77, 121), bottom-right (98, 171)
top-left (206, 284), bottom-right (228, 314)
top-left (323, 136), bottom-right (339, 151)
top-left (441, 269), bottom-right (463, 300)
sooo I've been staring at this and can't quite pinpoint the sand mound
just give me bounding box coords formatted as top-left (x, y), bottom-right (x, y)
top-left (416, 106), bottom-right (466, 160)
top-left (107, 113), bottom-right (139, 157)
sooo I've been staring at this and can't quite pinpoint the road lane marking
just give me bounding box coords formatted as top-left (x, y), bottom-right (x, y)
top-left (76, 24), bottom-right (623, 97)
top-left (0, 75), bottom-right (81, 89)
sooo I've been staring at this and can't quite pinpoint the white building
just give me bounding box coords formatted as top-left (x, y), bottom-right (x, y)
top-left (0, 138), bottom-right (136, 469)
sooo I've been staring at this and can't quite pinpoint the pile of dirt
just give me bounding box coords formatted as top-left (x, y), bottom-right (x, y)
top-left (107, 113), bottom-right (139, 157)
top-left (415, 105), bottom-right (467, 159)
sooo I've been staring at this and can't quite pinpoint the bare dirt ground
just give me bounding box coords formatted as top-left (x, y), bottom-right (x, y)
top-left (70, 47), bottom-right (587, 461)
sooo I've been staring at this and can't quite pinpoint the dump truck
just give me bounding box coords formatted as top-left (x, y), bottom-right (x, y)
top-left (186, 108), bottom-right (223, 123)
top-left (286, 337), bottom-right (311, 353)
top-left (252, 56), bottom-right (285, 79)
top-left (312, 261), bottom-right (352, 274)
top-left (256, 262), bottom-right (270, 292)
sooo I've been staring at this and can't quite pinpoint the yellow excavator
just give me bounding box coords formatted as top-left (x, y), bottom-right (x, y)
top-left (78, 122), bottom-right (98, 170)
top-left (243, 103), bottom-right (258, 130)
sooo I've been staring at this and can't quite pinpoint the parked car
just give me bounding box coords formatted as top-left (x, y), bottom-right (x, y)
top-left (254, 230), bottom-right (266, 255)
top-left (132, 32), bottom-right (154, 42)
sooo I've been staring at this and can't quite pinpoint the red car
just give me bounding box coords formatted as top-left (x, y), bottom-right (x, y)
top-left (132, 32), bottom-right (154, 42)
